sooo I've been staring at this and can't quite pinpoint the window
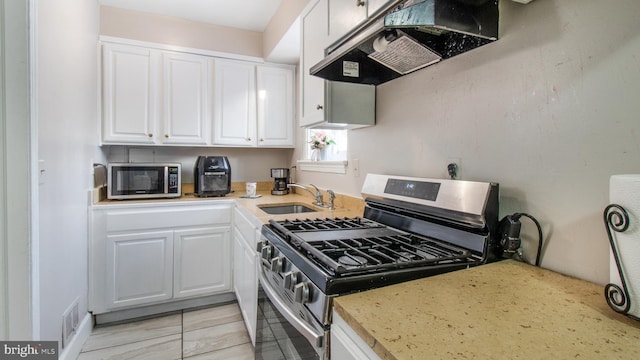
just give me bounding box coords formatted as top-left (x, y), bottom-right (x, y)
top-left (306, 129), bottom-right (348, 161)
top-left (298, 129), bottom-right (349, 174)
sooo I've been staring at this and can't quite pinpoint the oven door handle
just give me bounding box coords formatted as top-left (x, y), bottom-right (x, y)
top-left (259, 269), bottom-right (324, 348)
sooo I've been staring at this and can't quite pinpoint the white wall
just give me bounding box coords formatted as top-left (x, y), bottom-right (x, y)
top-left (34, 0), bottom-right (102, 346)
top-left (295, 0), bottom-right (640, 285)
top-left (1, 0), bottom-right (32, 340)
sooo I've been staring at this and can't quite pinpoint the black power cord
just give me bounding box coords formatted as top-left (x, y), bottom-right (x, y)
top-left (499, 212), bottom-right (544, 266)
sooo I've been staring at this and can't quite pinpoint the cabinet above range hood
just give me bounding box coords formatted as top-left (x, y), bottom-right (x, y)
top-left (310, 0), bottom-right (499, 86)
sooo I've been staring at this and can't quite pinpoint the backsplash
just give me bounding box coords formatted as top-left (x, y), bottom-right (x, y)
top-left (103, 146), bottom-right (294, 183)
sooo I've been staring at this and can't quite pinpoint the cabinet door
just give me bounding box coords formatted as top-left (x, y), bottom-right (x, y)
top-left (233, 228), bottom-right (258, 345)
top-left (300, 0), bottom-right (329, 127)
top-left (328, 0), bottom-right (368, 44)
top-left (367, 0), bottom-right (393, 16)
top-left (161, 52), bottom-right (209, 145)
top-left (213, 59), bottom-right (257, 146)
top-left (331, 310), bottom-right (382, 360)
top-left (174, 226), bottom-right (232, 298)
top-left (102, 43), bottom-right (158, 144)
top-left (106, 230), bottom-right (173, 309)
top-left (256, 65), bottom-right (295, 147)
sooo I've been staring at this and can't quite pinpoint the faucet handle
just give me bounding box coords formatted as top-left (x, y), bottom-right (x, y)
top-left (309, 184), bottom-right (325, 206)
top-left (327, 190), bottom-right (336, 210)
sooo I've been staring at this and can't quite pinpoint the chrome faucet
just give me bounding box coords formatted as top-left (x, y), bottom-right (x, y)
top-left (287, 183), bottom-right (325, 207)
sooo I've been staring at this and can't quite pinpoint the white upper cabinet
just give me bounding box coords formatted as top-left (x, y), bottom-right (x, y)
top-left (300, 0), bottom-right (377, 129)
top-left (212, 59), bottom-right (257, 146)
top-left (328, 0), bottom-right (395, 45)
top-left (328, 0), bottom-right (368, 44)
top-left (102, 43), bottom-right (158, 144)
top-left (161, 51), bottom-right (210, 145)
top-left (101, 40), bottom-right (295, 148)
top-left (102, 43), bottom-right (210, 145)
top-left (367, 0), bottom-right (392, 17)
top-left (300, 0), bottom-right (329, 127)
top-left (213, 59), bottom-right (295, 147)
top-left (256, 65), bottom-right (295, 147)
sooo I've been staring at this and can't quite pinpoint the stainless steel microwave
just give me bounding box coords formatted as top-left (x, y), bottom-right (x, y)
top-left (107, 163), bottom-right (181, 200)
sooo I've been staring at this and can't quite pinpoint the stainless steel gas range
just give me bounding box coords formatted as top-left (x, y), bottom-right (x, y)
top-left (255, 174), bottom-right (501, 360)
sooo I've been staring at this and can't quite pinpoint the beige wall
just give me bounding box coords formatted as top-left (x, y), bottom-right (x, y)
top-left (294, 0), bottom-right (640, 285)
top-left (263, 0), bottom-right (310, 59)
top-left (100, 5), bottom-right (263, 58)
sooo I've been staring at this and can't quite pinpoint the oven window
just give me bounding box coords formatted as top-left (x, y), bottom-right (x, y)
top-left (255, 285), bottom-right (321, 360)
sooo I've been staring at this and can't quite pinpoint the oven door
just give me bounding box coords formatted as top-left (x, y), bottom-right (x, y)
top-left (255, 268), bottom-right (327, 360)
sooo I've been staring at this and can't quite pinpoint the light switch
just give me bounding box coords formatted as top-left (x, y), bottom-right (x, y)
top-left (38, 159), bottom-right (46, 185)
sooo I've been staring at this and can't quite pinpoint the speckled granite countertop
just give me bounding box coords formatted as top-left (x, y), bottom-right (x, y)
top-left (334, 260), bottom-right (640, 360)
top-left (94, 181), bottom-right (365, 223)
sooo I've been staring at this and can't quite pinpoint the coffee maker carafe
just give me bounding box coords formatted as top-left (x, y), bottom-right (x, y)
top-left (270, 168), bottom-right (290, 195)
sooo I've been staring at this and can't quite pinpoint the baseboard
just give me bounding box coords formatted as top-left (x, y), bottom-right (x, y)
top-left (59, 313), bottom-right (93, 360)
top-left (94, 292), bottom-right (236, 325)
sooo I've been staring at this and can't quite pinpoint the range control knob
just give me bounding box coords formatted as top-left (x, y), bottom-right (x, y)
top-left (270, 256), bottom-right (285, 273)
top-left (293, 282), bottom-right (310, 304)
top-left (283, 271), bottom-right (300, 290)
top-left (261, 245), bottom-right (273, 261)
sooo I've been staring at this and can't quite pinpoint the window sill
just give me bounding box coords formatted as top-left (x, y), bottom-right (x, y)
top-left (296, 160), bottom-right (348, 174)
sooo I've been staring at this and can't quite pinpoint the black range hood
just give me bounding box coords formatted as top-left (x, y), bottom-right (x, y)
top-left (310, 0), bottom-right (499, 86)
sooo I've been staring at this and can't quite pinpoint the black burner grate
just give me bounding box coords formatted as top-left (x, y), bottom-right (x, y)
top-left (300, 233), bottom-right (471, 275)
top-left (268, 217), bottom-right (473, 276)
top-left (275, 217), bottom-right (384, 232)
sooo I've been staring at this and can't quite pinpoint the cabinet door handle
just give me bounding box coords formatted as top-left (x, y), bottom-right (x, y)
top-left (260, 138), bottom-right (264, 142)
top-left (247, 137), bottom-right (252, 141)
top-left (164, 134), bottom-right (169, 138)
top-left (147, 133), bottom-right (153, 138)
top-left (316, 104), bottom-right (323, 110)
top-left (356, 0), bottom-right (366, 6)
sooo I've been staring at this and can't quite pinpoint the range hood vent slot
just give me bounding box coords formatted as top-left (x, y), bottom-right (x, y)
top-left (310, 0), bottom-right (499, 86)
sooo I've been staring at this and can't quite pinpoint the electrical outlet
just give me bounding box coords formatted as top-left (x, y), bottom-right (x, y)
top-left (446, 158), bottom-right (461, 179)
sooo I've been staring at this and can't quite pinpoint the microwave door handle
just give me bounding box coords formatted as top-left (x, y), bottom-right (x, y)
top-left (258, 269), bottom-right (324, 348)
top-left (164, 167), bottom-right (169, 194)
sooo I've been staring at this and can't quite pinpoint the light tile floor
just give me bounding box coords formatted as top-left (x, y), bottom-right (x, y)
top-left (78, 303), bottom-right (254, 360)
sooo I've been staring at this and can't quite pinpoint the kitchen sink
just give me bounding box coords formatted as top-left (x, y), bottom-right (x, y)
top-left (258, 203), bottom-right (317, 215)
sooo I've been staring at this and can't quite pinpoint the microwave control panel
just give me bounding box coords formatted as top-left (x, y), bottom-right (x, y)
top-left (168, 166), bottom-right (180, 194)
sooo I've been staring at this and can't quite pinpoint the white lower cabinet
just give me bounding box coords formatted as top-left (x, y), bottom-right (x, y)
top-left (331, 310), bottom-right (381, 360)
top-left (90, 203), bottom-right (233, 314)
top-left (233, 228), bottom-right (258, 345)
top-left (106, 230), bottom-right (174, 309)
top-left (232, 206), bottom-right (261, 345)
top-left (174, 226), bottom-right (231, 298)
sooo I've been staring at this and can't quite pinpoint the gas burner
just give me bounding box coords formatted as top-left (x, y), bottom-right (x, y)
top-left (338, 255), bottom-right (368, 267)
top-left (397, 252), bottom-right (416, 262)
